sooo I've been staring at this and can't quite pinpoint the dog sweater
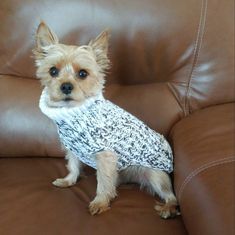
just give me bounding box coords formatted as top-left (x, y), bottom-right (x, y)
top-left (39, 89), bottom-right (173, 173)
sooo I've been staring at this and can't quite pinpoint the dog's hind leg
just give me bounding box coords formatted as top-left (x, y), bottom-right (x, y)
top-left (147, 169), bottom-right (180, 219)
top-left (120, 166), bottom-right (180, 219)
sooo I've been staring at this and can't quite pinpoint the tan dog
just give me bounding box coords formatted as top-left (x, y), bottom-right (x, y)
top-left (33, 22), bottom-right (180, 219)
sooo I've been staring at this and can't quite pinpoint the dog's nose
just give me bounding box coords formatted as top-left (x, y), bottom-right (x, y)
top-left (60, 82), bottom-right (74, 95)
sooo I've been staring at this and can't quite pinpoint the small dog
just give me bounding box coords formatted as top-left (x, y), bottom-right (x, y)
top-left (33, 22), bottom-right (180, 219)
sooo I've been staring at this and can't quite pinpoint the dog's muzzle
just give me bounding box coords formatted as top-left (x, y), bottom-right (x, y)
top-left (60, 82), bottom-right (74, 95)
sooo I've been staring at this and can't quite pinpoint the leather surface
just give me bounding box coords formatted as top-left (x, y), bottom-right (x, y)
top-left (0, 0), bottom-right (234, 115)
top-left (170, 103), bottom-right (235, 235)
top-left (0, 158), bottom-right (187, 235)
top-left (0, 75), bottom-right (63, 157)
top-left (0, 76), bottom-right (182, 157)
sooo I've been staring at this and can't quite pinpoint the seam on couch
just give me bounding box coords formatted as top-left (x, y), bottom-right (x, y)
top-left (178, 156), bottom-right (235, 203)
top-left (167, 82), bottom-right (186, 115)
top-left (0, 73), bottom-right (37, 80)
top-left (184, 0), bottom-right (208, 116)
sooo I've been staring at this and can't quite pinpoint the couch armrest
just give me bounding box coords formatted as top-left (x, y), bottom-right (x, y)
top-left (170, 103), bottom-right (235, 235)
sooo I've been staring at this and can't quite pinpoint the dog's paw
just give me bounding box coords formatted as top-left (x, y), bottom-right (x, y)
top-left (154, 201), bottom-right (180, 219)
top-left (52, 178), bottom-right (75, 188)
top-left (89, 198), bottom-right (110, 215)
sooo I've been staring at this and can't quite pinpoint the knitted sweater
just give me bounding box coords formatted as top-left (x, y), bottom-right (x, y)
top-left (39, 89), bottom-right (173, 173)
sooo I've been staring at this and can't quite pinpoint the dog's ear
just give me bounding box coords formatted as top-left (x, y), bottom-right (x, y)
top-left (89, 29), bottom-right (110, 55)
top-left (35, 21), bottom-right (59, 49)
top-left (89, 29), bottom-right (110, 72)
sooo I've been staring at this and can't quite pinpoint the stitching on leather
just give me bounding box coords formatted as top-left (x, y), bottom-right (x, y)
top-left (184, 0), bottom-right (208, 116)
top-left (178, 156), bottom-right (235, 202)
top-left (167, 82), bottom-right (186, 115)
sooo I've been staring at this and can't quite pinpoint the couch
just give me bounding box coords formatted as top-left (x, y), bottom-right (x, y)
top-left (0, 0), bottom-right (234, 234)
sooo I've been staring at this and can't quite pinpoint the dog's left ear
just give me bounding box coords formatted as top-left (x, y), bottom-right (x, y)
top-left (88, 30), bottom-right (110, 72)
top-left (89, 29), bottom-right (110, 56)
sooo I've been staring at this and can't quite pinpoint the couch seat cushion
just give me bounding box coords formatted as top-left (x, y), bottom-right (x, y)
top-left (0, 157), bottom-right (187, 235)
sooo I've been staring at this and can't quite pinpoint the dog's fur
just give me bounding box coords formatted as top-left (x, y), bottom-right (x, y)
top-left (33, 22), bottom-right (179, 218)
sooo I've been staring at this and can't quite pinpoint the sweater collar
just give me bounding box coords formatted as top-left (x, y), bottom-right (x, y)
top-left (39, 88), bottom-right (104, 121)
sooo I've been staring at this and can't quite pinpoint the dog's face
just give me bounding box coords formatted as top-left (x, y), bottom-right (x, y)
top-left (33, 22), bottom-right (110, 107)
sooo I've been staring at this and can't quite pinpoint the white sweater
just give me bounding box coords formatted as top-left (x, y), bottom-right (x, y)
top-left (39, 88), bottom-right (173, 173)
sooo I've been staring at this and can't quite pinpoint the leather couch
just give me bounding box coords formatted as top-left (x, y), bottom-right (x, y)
top-left (0, 0), bottom-right (234, 234)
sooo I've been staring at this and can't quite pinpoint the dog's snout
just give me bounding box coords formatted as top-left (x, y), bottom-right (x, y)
top-left (60, 82), bottom-right (74, 95)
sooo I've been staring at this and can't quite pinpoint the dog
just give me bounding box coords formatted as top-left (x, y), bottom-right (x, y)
top-left (33, 21), bottom-right (180, 219)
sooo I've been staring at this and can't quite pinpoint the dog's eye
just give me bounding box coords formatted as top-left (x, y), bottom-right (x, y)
top-left (77, 69), bottom-right (88, 79)
top-left (49, 66), bottom-right (59, 77)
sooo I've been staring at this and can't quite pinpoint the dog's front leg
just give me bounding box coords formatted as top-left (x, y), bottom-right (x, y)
top-left (89, 150), bottom-right (118, 215)
top-left (53, 150), bottom-right (81, 188)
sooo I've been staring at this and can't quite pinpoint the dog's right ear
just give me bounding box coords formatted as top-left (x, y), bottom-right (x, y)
top-left (35, 21), bottom-right (59, 50)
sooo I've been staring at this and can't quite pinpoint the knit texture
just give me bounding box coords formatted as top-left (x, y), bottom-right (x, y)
top-left (39, 89), bottom-right (173, 173)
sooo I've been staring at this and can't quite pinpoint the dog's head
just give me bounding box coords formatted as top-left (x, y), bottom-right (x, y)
top-left (33, 22), bottom-right (110, 107)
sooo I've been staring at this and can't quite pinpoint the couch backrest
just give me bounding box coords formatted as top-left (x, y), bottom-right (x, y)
top-left (0, 0), bottom-right (234, 111)
top-left (0, 0), bottom-right (234, 157)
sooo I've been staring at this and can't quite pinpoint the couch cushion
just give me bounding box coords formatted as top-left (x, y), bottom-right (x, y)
top-left (0, 75), bottom-right (182, 157)
top-left (0, 75), bottom-right (63, 158)
top-left (170, 103), bottom-right (235, 235)
top-left (0, 0), bottom-right (234, 115)
top-left (0, 157), bottom-right (187, 235)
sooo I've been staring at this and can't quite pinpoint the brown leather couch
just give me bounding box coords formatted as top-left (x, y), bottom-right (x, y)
top-left (0, 0), bottom-right (234, 234)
